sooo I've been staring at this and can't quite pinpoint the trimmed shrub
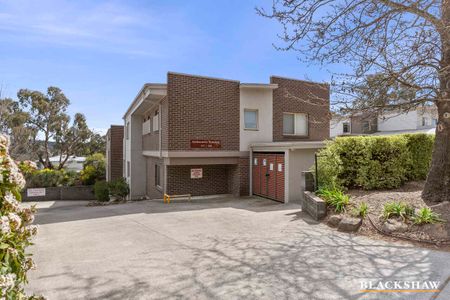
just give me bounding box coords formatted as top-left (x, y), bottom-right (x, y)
top-left (25, 168), bottom-right (66, 188)
top-left (404, 134), bottom-right (434, 180)
top-left (94, 180), bottom-right (109, 202)
top-left (109, 178), bottom-right (130, 200)
top-left (357, 135), bottom-right (410, 189)
top-left (0, 134), bottom-right (39, 299)
top-left (316, 134), bottom-right (433, 190)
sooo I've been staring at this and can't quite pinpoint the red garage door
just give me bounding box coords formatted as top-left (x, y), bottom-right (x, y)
top-left (252, 152), bottom-right (285, 202)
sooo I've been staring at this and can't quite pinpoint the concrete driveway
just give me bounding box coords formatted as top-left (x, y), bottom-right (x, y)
top-left (25, 196), bottom-right (450, 300)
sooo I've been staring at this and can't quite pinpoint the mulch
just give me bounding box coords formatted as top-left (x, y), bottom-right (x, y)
top-left (322, 181), bottom-right (450, 251)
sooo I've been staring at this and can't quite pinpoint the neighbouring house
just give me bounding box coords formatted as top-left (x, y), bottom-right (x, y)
top-left (117, 72), bottom-right (330, 203)
top-left (37, 155), bottom-right (86, 172)
top-left (106, 125), bottom-right (124, 181)
top-left (330, 106), bottom-right (438, 137)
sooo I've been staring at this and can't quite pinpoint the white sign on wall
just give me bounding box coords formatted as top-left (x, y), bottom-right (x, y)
top-left (253, 158), bottom-right (258, 165)
top-left (278, 163), bottom-right (283, 172)
top-left (27, 188), bottom-right (46, 197)
top-left (263, 159), bottom-right (267, 166)
top-left (190, 168), bottom-right (203, 179)
top-left (269, 163), bottom-right (274, 171)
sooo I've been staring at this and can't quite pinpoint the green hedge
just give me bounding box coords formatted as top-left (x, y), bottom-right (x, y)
top-left (404, 134), bottom-right (434, 180)
top-left (316, 134), bottom-right (434, 190)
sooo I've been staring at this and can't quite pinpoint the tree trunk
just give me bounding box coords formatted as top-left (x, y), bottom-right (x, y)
top-left (422, 7), bottom-right (450, 203)
top-left (422, 101), bottom-right (450, 203)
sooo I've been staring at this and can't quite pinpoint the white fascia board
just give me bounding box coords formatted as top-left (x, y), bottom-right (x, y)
top-left (123, 84), bottom-right (167, 119)
top-left (240, 83), bottom-right (278, 90)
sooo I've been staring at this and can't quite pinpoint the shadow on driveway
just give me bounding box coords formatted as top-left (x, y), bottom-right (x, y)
top-left (30, 196), bottom-right (304, 225)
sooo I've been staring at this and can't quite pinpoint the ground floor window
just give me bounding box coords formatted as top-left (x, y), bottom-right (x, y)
top-left (343, 122), bottom-right (350, 133)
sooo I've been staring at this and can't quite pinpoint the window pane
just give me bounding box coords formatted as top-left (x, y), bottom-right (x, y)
top-left (283, 114), bottom-right (295, 134)
top-left (343, 122), bottom-right (349, 133)
top-left (244, 110), bottom-right (258, 129)
top-left (295, 113), bottom-right (308, 136)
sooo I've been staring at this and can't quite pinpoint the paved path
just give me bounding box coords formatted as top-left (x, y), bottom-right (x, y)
top-left (24, 197), bottom-right (450, 299)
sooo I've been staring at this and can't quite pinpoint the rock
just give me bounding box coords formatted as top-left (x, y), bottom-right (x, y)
top-left (382, 219), bottom-right (408, 233)
top-left (422, 223), bottom-right (450, 240)
top-left (327, 215), bottom-right (343, 227)
top-left (337, 217), bottom-right (362, 232)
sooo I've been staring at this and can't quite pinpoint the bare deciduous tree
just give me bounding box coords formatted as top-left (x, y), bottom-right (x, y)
top-left (258, 0), bottom-right (450, 203)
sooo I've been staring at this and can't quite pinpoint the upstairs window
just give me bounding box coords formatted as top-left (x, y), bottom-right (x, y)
top-left (283, 113), bottom-right (308, 136)
top-left (153, 110), bottom-right (159, 132)
top-left (244, 109), bottom-right (258, 130)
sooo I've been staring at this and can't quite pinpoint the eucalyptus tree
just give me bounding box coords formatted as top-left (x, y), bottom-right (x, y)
top-left (258, 0), bottom-right (450, 202)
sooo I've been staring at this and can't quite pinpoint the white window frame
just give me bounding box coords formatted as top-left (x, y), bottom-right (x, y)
top-left (155, 164), bottom-right (161, 188)
top-left (283, 112), bottom-right (309, 136)
top-left (343, 122), bottom-right (350, 134)
top-left (244, 109), bottom-right (259, 130)
top-left (153, 111), bottom-right (159, 132)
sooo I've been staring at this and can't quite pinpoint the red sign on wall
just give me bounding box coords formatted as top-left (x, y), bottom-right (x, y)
top-left (190, 140), bottom-right (221, 149)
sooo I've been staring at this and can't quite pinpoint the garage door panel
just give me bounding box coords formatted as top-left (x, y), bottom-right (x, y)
top-left (275, 154), bottom-right (285, 202)
top-left (252, 152), bottom-right (285, 202)
top-left (267, 154), bottom-right (277, 200)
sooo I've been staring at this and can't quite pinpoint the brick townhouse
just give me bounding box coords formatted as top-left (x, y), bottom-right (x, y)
top-left (118, 72), bottom-right (330, 203)
top-left (106, 125), bottom-right (124, 182)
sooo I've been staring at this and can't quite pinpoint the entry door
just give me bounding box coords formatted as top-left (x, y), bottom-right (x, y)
top-left (252, 154), bottom-right (261, 195)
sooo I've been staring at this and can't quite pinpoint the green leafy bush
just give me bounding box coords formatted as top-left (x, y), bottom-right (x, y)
top-left (382, 202), bottom-right (414, 221)
top-left (109, 178), bottom-right (130, 200)
top-left (316, 134), bottom-right (433, 190)
top-left (94, 180), bottom-right (110, 202)
top-left (317, 187), bottom-right (350, 213)
top-left (17, 160), bottom-right (37, 175)
top-left (62, 170), bottom-right (80, 187)
top-left (413, 207), bottom-right (443, 225)
top-left (404, 134), bottom-right (434, 180)
top-left (26, 168), bottom-right (66, 188)
top-left (0, 134), bottom-right (39, 299)
top-left (80, 153), bottom-right (105, 185)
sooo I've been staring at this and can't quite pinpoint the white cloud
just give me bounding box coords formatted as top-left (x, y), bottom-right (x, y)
top-left (0, 0), bottom-right (209, 57)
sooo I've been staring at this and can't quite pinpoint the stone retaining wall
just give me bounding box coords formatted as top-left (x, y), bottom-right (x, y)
top-left (21, 186), bottom-right (95, 201)
top-left (303, 191), bottom-right (327, 221)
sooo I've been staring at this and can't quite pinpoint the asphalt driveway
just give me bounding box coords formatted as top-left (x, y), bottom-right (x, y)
top-left (25, 196), bottom-right (450, 299)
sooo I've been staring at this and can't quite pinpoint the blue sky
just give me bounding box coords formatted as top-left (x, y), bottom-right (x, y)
top-left (0, 0), bottom-right (339, 133)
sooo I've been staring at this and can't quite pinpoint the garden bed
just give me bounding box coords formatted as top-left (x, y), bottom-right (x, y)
top-left (321, 181), bottom-right (450, 251)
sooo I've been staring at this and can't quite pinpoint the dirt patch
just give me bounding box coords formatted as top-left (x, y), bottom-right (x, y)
top-left (322, 181), bottom-right (450, 251)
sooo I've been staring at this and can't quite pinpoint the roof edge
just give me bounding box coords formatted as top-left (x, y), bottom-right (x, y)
top-left (168, 71), bottom-right (240, 83)
top-left (270, 75), bottom-right (329, 86)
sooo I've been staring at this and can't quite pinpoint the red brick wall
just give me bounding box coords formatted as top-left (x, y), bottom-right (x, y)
top-left (238, 158), bottom-right (249, 196)
top-left (270, 76), bottom-right (330, 141)
top-left (166, 165), bottom-right (231, 196)
top-left (107, 125), bottom-right (124, 181)
top-left (167, 73), bottom-right (240, 151)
